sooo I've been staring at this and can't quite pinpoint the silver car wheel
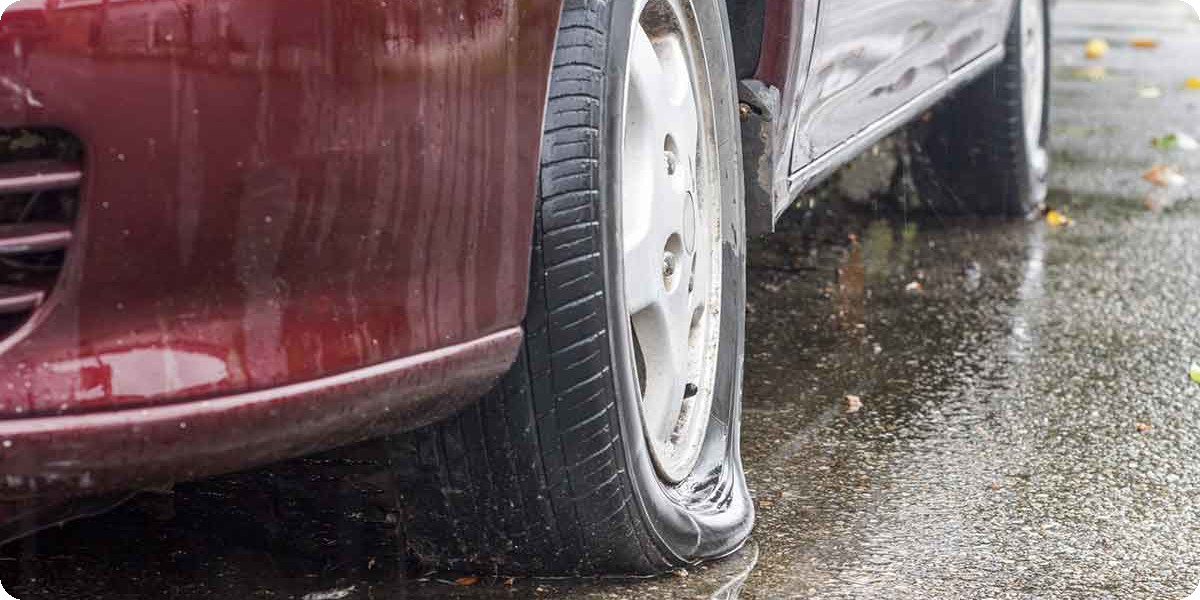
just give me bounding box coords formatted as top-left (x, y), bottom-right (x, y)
top-left (620, 0), bottom-right (722, 484)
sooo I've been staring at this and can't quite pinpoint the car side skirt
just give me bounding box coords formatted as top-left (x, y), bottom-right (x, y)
top-left (777, 45), bottom-right (1006, 220)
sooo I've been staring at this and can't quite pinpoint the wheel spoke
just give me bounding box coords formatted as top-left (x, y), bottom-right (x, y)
top-left (620, 131), bottom-right (686, 313)
top-left (622, 215), bottom-right (678, 314)
top-left (655, 35), bottom-right (701, 173)
top-left (622, 24), bottom-right (689, 315)
top-left (631, 281), bottom-right (692, 442)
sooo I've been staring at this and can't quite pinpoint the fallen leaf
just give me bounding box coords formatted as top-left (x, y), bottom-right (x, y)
top-left (1190, 362), bottom-right (1200, 384)
top-left (1045, 209), bottom-right (1074, 227)
top-left (904, 281), bottom-right (924, 293)
top-left (1143, 164), bottom-right (1187, 187)
top-left (1152, 134), bottom-right (1179, 150)
top-left (1136, 422), bottom-right (1153, 433)
top-left (1085, 38), bottom-right (1110, 59)
top-left (1187, 77), bottom-right (1200, 90)
top-left (1071, 65), bottom-right (1107, 81)
top-left (1131, 38), bottom-right (1159, 48)
top-left (454, 576), bottom-right (480, 586)
top-left (1151, 133), bottom-right (1198, 151)
top-left (1138, 85), bottom-right (1162, 99)
top-left (845, 394), bottom-right (863, 413)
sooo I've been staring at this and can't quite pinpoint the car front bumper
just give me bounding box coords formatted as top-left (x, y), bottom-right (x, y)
top-left (0, 327), bottom-right (520, 540)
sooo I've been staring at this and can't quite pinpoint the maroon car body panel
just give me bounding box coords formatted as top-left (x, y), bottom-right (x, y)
top-left (0, 0), bottom-right (561, 535)
top-left (0, 328), bottom-right (519, 522)
top-left (0, 0), bottom-right (559, 418)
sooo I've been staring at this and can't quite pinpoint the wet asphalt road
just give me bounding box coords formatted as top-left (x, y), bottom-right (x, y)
top-left (6, 0), bottom-right (1200, 598)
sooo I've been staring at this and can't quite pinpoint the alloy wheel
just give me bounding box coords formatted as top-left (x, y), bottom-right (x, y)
top-left (620, 0), bottom-right (723, 484)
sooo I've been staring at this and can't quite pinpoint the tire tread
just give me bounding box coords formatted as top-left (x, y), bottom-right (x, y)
top-left (391, 0), bottom-right (669, 574)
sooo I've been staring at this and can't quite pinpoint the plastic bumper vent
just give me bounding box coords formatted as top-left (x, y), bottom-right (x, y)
top-left (0, 129), bottom-right (82, 338)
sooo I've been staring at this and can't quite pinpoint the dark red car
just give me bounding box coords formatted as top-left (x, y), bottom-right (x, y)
top-left (0, 0), bottom-right (1051, 574)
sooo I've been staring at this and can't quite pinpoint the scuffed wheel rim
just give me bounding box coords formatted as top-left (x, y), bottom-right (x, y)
top-left (620, 0), bottom-right (722, 485)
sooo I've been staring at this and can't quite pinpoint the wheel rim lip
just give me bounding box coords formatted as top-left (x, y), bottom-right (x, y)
top-left (1021, 0), bottom-right (1049, 196)
top-left (619, 0), bottom-right (722, 484)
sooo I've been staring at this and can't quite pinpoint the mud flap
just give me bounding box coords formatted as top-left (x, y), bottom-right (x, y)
top-left (737, 79), bottom-right (782, 236)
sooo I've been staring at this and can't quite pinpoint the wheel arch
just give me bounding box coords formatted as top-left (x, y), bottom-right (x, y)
top-left (727, 0), bottom-right (767, 79)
